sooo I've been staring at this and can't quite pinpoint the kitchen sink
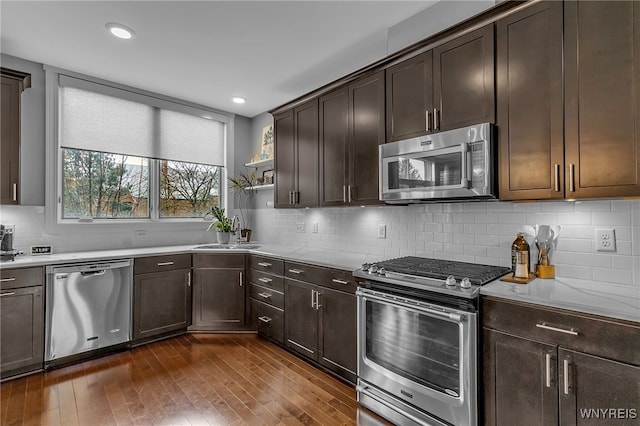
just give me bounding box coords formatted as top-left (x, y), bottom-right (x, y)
top-left (194, 244), bottom-right (261, 250)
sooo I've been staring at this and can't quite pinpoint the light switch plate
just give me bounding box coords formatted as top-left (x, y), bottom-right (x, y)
top-left (296, 222), bottom-right (305, 233)
top-left (378, 224), bottom-right (386, 239)
top-left (312, 222), bottom-right (318, 233)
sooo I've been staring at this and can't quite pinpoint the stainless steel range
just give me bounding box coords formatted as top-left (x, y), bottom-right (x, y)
top-left (354, 256), bottom-right (510, 426)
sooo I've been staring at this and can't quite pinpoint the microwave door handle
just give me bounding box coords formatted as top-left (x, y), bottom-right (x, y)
top-left (461, 143), bottom-right (470, 188)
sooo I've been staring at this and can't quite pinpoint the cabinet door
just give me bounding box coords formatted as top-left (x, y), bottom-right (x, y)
top-left (319, 87), bottom-right (349, 207)
top-left (483, 329), bottom-right (558, 426)
top-left (317, 287), bottom-right (356, 383)
top-left (1, 76), bottom-right (21, 205)
top-left (133, 270), bottom-right (191, 342)
top-left (284, 279), bottom-right (318, 359)
top-left (274, 109), bottom-right (295, 208)
top-left (349, 71), bottom-right (385, 205)
top-left (0, 286), bottom-right (43, 378)
top-left (385, 51), bottom-right (433, 141)
top-left (295, 99), bottom-right (319, 208)
top-left (497, 1), bottom-right (564, 200)
top-left (565, 1), bottom-right (640, 198)
top-left (193, 268), bottom-right (245, 329)
top-left (559, 349), bottom-right (640, 425)
top-left (433, 24), bottom-right (495, 131)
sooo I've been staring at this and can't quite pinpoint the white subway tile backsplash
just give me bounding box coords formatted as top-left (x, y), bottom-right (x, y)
top-left (593, 268), bottom-right (633, 285)
top-left (612, 256), bottom-right (634, 271)
top-left (557, 212), bottom-right (592, 225)
top-left (574, 200), bottom-right (610, 212)
top-left (592, 212), bottom-right (631, 226)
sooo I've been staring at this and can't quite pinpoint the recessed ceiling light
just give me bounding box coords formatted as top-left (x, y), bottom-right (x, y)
top-left (232, 97), bottom-right (246, 104)
top-left (106, 23), bottom-right (135, 40)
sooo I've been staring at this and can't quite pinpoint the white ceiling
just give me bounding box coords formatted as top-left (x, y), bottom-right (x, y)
top-left (0, 1), bottom-right (439, 118)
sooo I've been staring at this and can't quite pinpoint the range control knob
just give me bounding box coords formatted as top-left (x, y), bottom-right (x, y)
top-left (460, 277), bottom-right (472, 289)
top-left (361, 263), bottom-right (371, 272)
top-left (377, 267), bottom-right (386, 276)
top-left (369, 264), bottom-right (379, 274)
top-left (445, 275), bottom-right (457, 287)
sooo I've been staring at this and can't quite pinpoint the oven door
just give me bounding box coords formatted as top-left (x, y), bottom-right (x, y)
top-left (356, 287), bottom-right (477, 426)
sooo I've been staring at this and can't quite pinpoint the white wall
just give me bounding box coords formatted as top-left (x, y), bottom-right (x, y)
top-left (248, 200), bottom-right (640, 287)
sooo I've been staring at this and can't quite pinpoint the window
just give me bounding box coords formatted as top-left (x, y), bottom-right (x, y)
top-left (47, 67), bottom-right (231, 225)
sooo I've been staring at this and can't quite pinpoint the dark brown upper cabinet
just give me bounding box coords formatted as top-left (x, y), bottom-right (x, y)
top-left (385, 25), bottom-right (494, 142)
top-left (274, 99), bottom-right (319, 208)
top-left (320, 71), bottom-right (385, 206)
top-left (1, 68), bottom-right (31, 205)
top-left (564, 0), bottom-right (640, 198)
top-left (497, 1), bottom-right (564, 200)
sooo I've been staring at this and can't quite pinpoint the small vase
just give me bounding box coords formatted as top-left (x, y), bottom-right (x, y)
top-left (216, 231), bottom-right (231, 244)
top-left (240, 229), bottom-right (252, 242)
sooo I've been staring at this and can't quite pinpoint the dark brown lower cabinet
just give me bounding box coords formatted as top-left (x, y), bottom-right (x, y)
top-left (0, 286), bottom-right (44, 379)
top-left (284, 264), bottom-right (357, 383)
top-left (133, 269), bottom-right (191, 342)
top-left (191, 254), bottom-right (246, 330)
top-left (482, 296), bottom-right (640, 426)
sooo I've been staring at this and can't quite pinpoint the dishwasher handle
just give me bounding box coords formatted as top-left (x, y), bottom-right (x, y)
top-left (81, 270), bottom-right (107, 277)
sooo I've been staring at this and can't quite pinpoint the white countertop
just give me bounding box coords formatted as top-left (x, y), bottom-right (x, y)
top-left (3, 244), bottom-right (637, 324)
top-left (481, 277), bottom-right (640, 324)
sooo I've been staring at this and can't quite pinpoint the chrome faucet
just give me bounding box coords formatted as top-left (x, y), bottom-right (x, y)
top-left (231, 215), bottom-right (240, 242)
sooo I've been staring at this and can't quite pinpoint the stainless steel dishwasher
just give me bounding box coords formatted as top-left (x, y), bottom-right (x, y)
top-left (45, 259), bottom-right (132, 367)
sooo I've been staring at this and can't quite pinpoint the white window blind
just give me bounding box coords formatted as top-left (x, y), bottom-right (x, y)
top-left (58, 74), bottom-right (226, 166)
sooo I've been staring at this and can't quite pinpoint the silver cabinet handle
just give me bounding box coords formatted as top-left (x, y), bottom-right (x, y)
top-left (157, 261), bottom-right (174, 266)
top-left (331, 278), bottom-right (349, 285)
top-left (257, 262), bottom-right (272, 267)
top-left (295, 191), bottom-right (299, 204)
top-left (258, 316), bottom-right (272, 323)
top-left (0, 277), bottom-right (16, 283)
top-left (258, 292), bottom-right (271, 299)
top-left (554, 164), bottom-right (561, 192)
top-left (426, 110), bottom-right (431, 132)
top-left (545, 353), bottom-right (552, 388)
top-left (315, 291), bottom-right (322, 310)
top-left (258, 277), bottom-right (273, 283)
top-left (288, 269), bottom-right (303, 274)
top-left (563, 358), bottom-right (570, 395)
top-left (569, 164), bottom-right (575, 192)
top-left (310, 289), bottom-right (315, 308)
top-left (187, 271), bottom-right (191, 287)
top-left (347, 185), bottom-right (352, 203)
top-left (343, 185), bottom-right (346, 203)
top-left (536, 323), bottom-right (578, 336)
top-left (12, 183), bottom-right (17, 202)
top-left (433, 108), bottom-right (439, 131)
top-left (0, 292), bottom-right (16, 297)
top-left (239, 272), bottom-right (243, 287)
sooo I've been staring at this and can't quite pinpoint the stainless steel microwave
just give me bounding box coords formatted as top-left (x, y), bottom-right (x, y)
top-left (379, 123), bottom-right (496, 203)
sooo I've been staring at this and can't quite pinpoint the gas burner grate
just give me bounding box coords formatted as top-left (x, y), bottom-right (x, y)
top-left (375, 256), bottom-right (511, 286)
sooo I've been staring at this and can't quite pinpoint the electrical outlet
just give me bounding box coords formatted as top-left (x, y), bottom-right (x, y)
top-left (312, 222), bottom-right (318, 233)
top-left (378, 224), bottom-right (386, 239)
top-left (296, 222), bottom-right (305, 233)
top-left (595, 228), bottom-right (616, 252)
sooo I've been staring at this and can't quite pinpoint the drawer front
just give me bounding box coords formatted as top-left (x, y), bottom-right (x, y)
top-left (134, 254), bottom-right (191, 275)
top-left (250, 283), bottom-right (284, 309)
top-left (251, 299), bottom-right (284, 344)
top-left (249, 269), bottom-right (284, 292)
top-left (285, 261), bottom-right (356, 293)
top-left (482, 296), bottom-right (640, 365)
top-left (0, 267), bottom-right (43, 290)
top-left (193, 253), bottom-right (245, 269)
top-left (250, 255), bottom-right (284, 276)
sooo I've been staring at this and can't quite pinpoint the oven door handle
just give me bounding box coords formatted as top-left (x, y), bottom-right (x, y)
top-left (357, 385), bottom-right (434, 426)
top-left (356, 289), bottom-right (465, 322)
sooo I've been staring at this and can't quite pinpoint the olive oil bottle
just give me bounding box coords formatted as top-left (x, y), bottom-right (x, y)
top-left (511, 232), bottom-right (530, 278)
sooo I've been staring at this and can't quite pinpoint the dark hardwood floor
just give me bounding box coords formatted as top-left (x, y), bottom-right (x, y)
top-left (0, 334), bottom-right (390, 426)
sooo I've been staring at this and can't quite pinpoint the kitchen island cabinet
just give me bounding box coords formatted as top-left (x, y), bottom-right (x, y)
top-left (133, 254), bottom-right (192, 343)
top-left (482, 296), bottom-right (640, 426)
top-left (191, 254), bottom-right (246, 330)
top-left (385, 24), bottom-right (494, 142)
top-left (284, 261), bottom-right (357, 383)
top-left (0, 266), bottom-right (43, 379)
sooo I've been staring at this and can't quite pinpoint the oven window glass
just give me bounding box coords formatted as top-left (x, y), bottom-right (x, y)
top-left (365, 300), bottom-right (460, 395)
top-left (387, 152), bottom-right (462, 191)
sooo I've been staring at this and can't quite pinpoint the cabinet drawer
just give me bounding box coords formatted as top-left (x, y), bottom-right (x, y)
top-left (193, 253), bottom-right (245, 269)
top-left (249, 269), bottom-right (284, 292)
top-left (285, 261), bottom-right (356, 293)
top-left (251, 299), bottom-right (284, 344)
top-left (250, 283), bottom-right (284, 310)
top-left (0, 267), bottom-right (43, 290)
top-left (134, 254), bottom-right (191, 275)
top-left (482, 296), bottom-right (640, 365)
top-left (250, 255), bottom-right (284, 276)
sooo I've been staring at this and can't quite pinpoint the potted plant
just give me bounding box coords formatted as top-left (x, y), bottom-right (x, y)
top-left (206, 206), bottom-right (234, 244)
top-left (228, 172), bottom-right (257, 242)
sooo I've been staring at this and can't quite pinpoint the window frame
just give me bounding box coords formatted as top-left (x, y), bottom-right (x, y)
top-left (45, 66), bottom-right (235, 232)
